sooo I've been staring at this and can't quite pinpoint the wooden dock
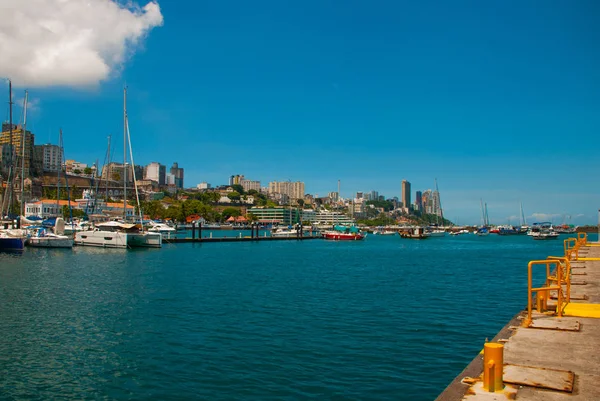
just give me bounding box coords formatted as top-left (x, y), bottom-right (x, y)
top-left (436, 240), bottom-right (600, 400)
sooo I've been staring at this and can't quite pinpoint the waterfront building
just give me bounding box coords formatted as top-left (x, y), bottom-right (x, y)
top-left (247, 206), bottom-right (300, 225)
top-left (328, 191), bottom-right (339, 202)
top-left (170, 162), bottom-right (184, 189)
top-left (144, 162), bottom-right (166, 186)
top-left (268, 181), bottom-right (305, 201)
top-left (313, 209), bottom-right (356, 225)
top-left (241, 179), bottom-right (261, 192)
top-left (25, 196), bottom-right (134, 219)
top-left (197, 182), bottom-right (211, 190)
top-left (401, 180), bottom-right (411, 211)
top-left (0, 125), bottom-right (35, 177)
top-left (356, 191), bottom-right (364, 199)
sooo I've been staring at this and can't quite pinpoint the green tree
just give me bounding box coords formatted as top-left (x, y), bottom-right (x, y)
top-left (231, 184), bottom-right (245, 194)
top-left (83, 167), bottom-right (93, 175)
top-left (73, 169), bottom-right (82, 175)
top-left (112, 172), bottom-right (121, 182)
top-left (296, 199), bottom-right (305, 207)
top-left (227, 191), bottom-right (241, 203)
top-left (222, 207), bottom-right (241, 219)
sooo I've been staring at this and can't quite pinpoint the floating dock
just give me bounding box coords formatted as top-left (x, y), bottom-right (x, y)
top-left (436, 234), bottom-right (600, 400)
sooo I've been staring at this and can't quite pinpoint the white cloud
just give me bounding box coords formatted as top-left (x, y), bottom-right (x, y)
top-left (530, 213), bottom-right (562, 222)
top-left (0, 0), bottom-right (163, 88)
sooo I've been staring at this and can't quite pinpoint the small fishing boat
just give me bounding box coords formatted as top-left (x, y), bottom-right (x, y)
top-left (399, 227), bottom-right (429, 239)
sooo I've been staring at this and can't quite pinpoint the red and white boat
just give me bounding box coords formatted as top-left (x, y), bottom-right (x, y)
top-left (322, 225), bottom-right (365, 241)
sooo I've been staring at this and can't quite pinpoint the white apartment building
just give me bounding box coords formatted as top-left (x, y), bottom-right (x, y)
top-left (241, 179), bottom-right (261, 192)
top-left (42, 144), bottom-right (63, 172)
top-left (268, 181), bottom-right (305, 201)
top-left (144, 162), bottom-right (166, 186)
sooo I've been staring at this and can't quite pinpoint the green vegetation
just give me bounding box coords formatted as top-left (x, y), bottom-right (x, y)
top-left (366, 199), bottom-right (395, 212)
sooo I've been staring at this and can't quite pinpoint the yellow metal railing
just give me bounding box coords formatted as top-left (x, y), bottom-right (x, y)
top-left (524, 259), bottom-right (566, 327)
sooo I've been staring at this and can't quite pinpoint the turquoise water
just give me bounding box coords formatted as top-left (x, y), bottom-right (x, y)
top-left (0, 233), bottom-right (590, 400)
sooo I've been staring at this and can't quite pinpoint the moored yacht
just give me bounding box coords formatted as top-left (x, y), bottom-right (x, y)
top-left (74, 221), bottom-right (162, 249)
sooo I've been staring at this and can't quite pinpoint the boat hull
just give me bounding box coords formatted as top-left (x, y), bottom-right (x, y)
top-left (28, 237), bottom-right (73, 248)
top-left (0, 237), bottom-right (26, 252)
top-left (74, 231), bottom-right (129, 248)
top-left (323, 232), bottom-right (364, 240)
top-left (128, 232), bottom-right (162, 248)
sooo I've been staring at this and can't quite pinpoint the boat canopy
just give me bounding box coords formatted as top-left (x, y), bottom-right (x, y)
top-left (334, 225), bottom-right (360, 233)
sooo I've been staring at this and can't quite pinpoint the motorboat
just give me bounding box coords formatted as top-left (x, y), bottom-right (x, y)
top-left (27, 226), bottom-right (73, 248)
top-left (271, 226), bottom-right (302, 238)
top-left (74, 221), bottom-right (162, 248)
top-left (399, 227), bottom-right (430, 239)
top-left (323, 225), bottom-right (365, 240)
top-left (147, 221), bottom-right (177, 238)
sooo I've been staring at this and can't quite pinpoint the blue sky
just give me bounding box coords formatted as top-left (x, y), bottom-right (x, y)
top-left (2, 0), bottom-right (600, 225)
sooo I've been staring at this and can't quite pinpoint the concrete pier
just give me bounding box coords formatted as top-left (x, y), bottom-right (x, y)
top-left (436, 240), bottom-right (600, 400)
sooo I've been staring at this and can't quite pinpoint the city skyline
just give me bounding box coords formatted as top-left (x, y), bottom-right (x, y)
top-left (1, 1), bottom-right (599, 225)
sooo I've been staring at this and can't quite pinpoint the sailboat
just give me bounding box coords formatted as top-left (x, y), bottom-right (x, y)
top-left (476, 199), bottom-right (490, 236)
top-left (74, 88), bottom-right (161, 249)
top-left (0, 81), bottom-right (26, 252)
top-left (26, 129), bottom-right (73, 248)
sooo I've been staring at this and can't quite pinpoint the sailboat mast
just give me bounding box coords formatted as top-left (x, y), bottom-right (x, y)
top-left (434, 178), bottom-right (444, 223)
top-left (57, 129), bottom-right (61, 211)
top-left (20, 91), bottom-right (28, 216)
top-left (106, 135), bottom-right (111, 202)
top-left (123, 87), bottom-right (127, 221)
top-left (2, 80), bottom-right (14, 217)
top-left (520, 202), bottom-right (526, 226)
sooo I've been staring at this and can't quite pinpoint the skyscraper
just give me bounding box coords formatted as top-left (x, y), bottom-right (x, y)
top-left (415, 190), bottom-right (423, 211)
top-left (401, 180), bottom-right (411, 210)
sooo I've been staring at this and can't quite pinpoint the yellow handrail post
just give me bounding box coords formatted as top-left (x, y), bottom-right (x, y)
top-left (483, 342), bottom-right (504, 392)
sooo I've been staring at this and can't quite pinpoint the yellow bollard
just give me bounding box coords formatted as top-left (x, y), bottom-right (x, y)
top-left (483, 342), bottom-right (504, 392)
top-left (536, 290), bottom-right (547, 313)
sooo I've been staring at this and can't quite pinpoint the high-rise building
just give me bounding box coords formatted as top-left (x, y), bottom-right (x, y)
top-left (229, 175), bottom-right (244, 185)
top-left (368, 190), bottom-right (379, 201)
top-left (101, 162), bottom-right (136, 184)
top-left (268, 181), bottom-right (305, 201)
top-left (401, 180), bottom-right (411, 210)
top-left (144, 162), bottom-right (166, 186)
top-left (0, 125), bottom-right (35, 177)
top-left (170, 162), bottom-right (184, 189)
top-left (39, 144), bottom-right (63, 173)
top-left (241, 179), bottom-right (261, 192)
top-left (415, 191), bottom-right (423, 211)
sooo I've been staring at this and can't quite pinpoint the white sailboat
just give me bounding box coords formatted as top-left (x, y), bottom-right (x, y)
top-left (27, 218), bottom-right (73, 248)
top-left (75, 88), bottom-right (161, 249)
top-left (476, 199), bottom-right (490, 236)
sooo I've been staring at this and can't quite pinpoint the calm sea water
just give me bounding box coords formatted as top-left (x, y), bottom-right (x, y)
top-left (0, 232), bottom-right (590, 400)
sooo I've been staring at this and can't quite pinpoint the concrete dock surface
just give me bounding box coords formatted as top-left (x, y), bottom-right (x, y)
top-left (436, 240), bottom-right (600, 400)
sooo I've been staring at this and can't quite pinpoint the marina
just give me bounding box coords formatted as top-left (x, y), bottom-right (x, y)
top-left (1, 232), bottom-right (593, 400)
